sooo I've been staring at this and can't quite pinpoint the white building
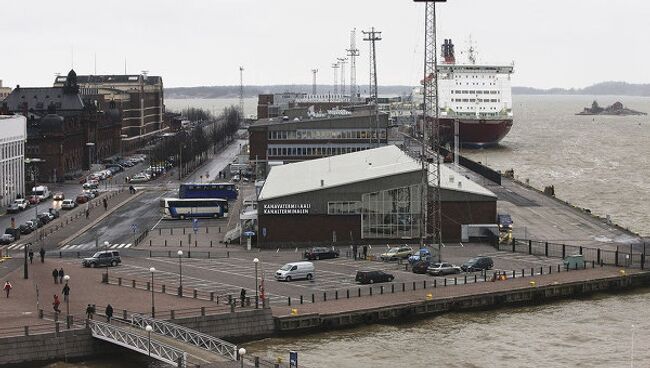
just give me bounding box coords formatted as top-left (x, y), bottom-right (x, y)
top-left (0, 115), bottom-right (26, 207)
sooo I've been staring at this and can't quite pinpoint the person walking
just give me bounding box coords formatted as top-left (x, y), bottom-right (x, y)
top-left (39, 247), bottom-right (45, 263)
top-left (105, 304), bottom-right (113, 323)
top-left (53, 295), bottom-right (61, 313)
top-left (362, 245), bottom-right (368, 260)
top-left (52, 268), bottom-right (59, 284)
top-left (240, 288), bottom-right (246, 307)
top-left (86, 304), bottom-right (93, 319)
top-left (62, 283), bottom-right (70, 302)
top-left (58, 268), bottom-right (65, 284)
top-left (3, 281), bottom-right (12, 298)
top-left (85, 203), bottom-right (90, 219)
top-left (28, 250), bottom-right (34, 264)
top-left (102, 198), bottom-right (108, 211)
top-left (352, 245), bottom-right (358, 261)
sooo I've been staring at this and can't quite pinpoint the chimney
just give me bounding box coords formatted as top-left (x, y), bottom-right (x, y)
top-left (457, 181), bottom-right (462, 188)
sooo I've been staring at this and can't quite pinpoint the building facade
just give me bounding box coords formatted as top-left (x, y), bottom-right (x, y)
top-left (54, 73), bottom-right (165, 152)
top-left (256, 145), bottom-right (497, 248)
top-left (0, 115), bottom-right (26, 207)
top-left (2, 70), bottom-right (121, 182)
top-left (0, 80), bottom-right (11, 101)
top-left (249, 110), bottom-right (389, 177)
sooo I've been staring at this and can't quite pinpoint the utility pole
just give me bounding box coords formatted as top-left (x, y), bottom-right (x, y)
top-left (362, 27), bottom-right (381, 146)
top-left (239, 66), bottom-right (245, 118)
top-left (346, 28), bottom-right (360, 102)
top-left (331, 62), bottom-right (340, 95)
top-left (415, 0), bottom-right (445, 260)
top-left (337, 57), bottom-right (348, 97)
top-left (311, 69), bottom-right (318, 95)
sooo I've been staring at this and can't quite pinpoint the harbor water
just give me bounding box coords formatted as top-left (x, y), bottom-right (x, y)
top-left (53, 95), bottom-right (650, 367)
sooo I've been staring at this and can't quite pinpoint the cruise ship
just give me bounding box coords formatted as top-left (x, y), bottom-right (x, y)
top-left (414, 39), bottom-right (515, 148)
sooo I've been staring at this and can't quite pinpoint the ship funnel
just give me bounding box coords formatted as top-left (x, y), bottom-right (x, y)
top-left (442, 39), bottom-right (456, 64)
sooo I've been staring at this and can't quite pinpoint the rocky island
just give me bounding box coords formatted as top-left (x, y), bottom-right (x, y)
top-left (577, 100), bottom-right (647, 115)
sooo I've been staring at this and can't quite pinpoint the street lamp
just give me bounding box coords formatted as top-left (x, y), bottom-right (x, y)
top-left (238, 347), bottom-right (246, 368)
top-left (120, 134), bottom-right (128, 158)
top-left (86, 142), bottom-right (95, 170)
top-left (63, 275), bottom-right (70, 328)
top-left (253, 258), bottom-right (259, 309)
top-left (103, 241), bottom-right (110, 283)
top-left (177, 250), bottom-right (183, 297)
top-left (149, 267), bottom-right (156, 318)
top-left (145, 324), bottom-right (153, 360)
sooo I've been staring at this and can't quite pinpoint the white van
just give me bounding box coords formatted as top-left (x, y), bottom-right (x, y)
top-left (275, 261), bottom-right (315, 282)
top-left (32, 186), bottom-right (51, 201)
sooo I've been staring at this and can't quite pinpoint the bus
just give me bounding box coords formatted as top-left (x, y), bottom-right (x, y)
top-left (161, 198), bottom-right (229, 219)
top-left (178, 183), bottom-right (238, 200)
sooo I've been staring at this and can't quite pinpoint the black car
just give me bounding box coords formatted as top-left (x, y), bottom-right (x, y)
top-left (411, 260), bottom-right (430, 274)
top-left (304, 247), bottom-right (340, 260)
top-left (6, 204), bottom-right (21, 214)
top-left (19, 223), bottom-right (35, 235)
top-left (37, 213), bottom-right (52, 225)
top-left (48, 208), bottom-right (60, 219)
top-left (355, 270), bottom-right (394, 284)
top-left (82, 250), bottom-right (122, 268)
top-left (461, 256), bottom-right (494, 272)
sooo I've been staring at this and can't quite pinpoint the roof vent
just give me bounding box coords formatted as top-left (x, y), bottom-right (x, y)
top-left (458, 181), bottom-right (462, 188)
top-left (320, 179), bottom-right (325, 187)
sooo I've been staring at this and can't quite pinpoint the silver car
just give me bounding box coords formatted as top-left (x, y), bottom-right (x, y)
top-left (427, 262), bottom-right (462, 276)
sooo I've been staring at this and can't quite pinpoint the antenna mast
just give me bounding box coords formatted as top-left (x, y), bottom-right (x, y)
top-left (347, 28), bottom-right (360, 102)
top-left (331, 62), bottom-right (340, 94)
top-left (311, 69), bottom-right (318, 95)
top-left (337, 57), bottom-right (348, 96)
top-left (239, 66), bottom-right (245, 117)
top-left (415, 0), bottom-right (445, 258)
top-left (362, 27), bottom-right (382, 145)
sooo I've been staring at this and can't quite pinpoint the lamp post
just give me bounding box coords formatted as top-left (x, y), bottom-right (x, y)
top-left (63, 275), bottom-right (70, 328)
top-left (85, 142), bottom-right (95, 170)
top-left (103, 241), bottom-right (110, 283)
top-left (119, 134), bottom-right (128, 158)
top-left (253, 258), bottom-right (259, 309)
top-left (238, 347), bottom-right (246, 368)
top-left (149, 267), bottom-right (156, 318)
top-left (177, 250), bottom-right (183, 297)
top-left (145, 324), bottom-right (153, 360)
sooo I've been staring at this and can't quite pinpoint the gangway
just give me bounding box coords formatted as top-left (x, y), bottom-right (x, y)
top-left (131, 313), bottom-right (238, 361)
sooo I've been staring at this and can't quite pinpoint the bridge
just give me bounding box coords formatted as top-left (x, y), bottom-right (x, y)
top-left (88, 314), bottom-right (239, 367)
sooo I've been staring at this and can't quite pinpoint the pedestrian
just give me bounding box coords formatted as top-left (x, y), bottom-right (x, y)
top-left (105, 304), bottom-right (113, 323)
top-left (352, 245), bottom-right (358, 261)
top-left (86, 304), bottom-right (93, 319)
top-left (3, 281), bottom-right (12, 298)
top-left (85, 202), bottom-right (90, 219)
top-left (53, 294), bottom-right (61, 313)
top-left (362, 245), bottom-right (368, 259)
top-left (62, 283), bottom-right (70, 302)
top-left (102, 198), bottom-right (108, 211)
top-left (39, 247), bottom-right (45, 263)
top-left (52, 268), bottom-right (59, 284)
top-left (58, 268), bottom-right (65, 284)
top-left (28, 249), bottom-right (34, 264)
top-left (240, 288), bottom-right (246, 307)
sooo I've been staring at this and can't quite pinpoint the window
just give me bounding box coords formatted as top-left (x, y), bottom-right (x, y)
top-left (328, 201), bottom-right (361, 215)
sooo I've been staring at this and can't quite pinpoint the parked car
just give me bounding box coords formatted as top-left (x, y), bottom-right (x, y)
top-left (82, 190), bottom-right (96, 199)
top-left (408, 248), bottom-right (432, 265)
top-left (411, 260), bottom-right (431, 274)
top-left (4, 228), bottom-right (20, 241)
top-left (52, 192), bottom-right (65, 201)
top-left (0, 234), bottom-right (15, 245)
top-left (26, 220), bottom-right (41, 229)
top-left (82, 250), bottom-right (122, 268)
top-left (380, 246), bottom-right (413, 261)
top-left (6, 203), bottom-right (21, 214)
top-left (497, 213), bottom-right (513, 232)
top-left (75, 194), bottom-right (89, 204)
top-left (83, 182), bottom-right (99, 190)
top-left (14, 199), bottom-right (29, 211)
top-left (61, 199), bottom-right (77, 209)
top-left (48, 208), bottom-right (60, 219)
top-left (427, 262), bottom-right (462, 276)
top-left (129, 174), bottom-right (149, 184)
top-left (304, 247), bottom-right (340, 260)
top-left (461, 256), bottom-right (494, 272)
top-left (27, 195), bottom-right (41, 205)
top-left (274, 261), bottom-right (315, 281)
top-left (38, 212), bottom-right (54, 223)
top-left (19, 223), bottom-right (35, 235)
top-left (355, 270), bottom-right (394, 284)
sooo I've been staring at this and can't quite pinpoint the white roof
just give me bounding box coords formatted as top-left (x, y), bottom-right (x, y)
top-left (259, 145), bottom-right (495, 200)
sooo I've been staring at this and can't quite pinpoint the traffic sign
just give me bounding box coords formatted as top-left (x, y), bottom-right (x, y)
top-left (192, 219), bottom-right (199, 234)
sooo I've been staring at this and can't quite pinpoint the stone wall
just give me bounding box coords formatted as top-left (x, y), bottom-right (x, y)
top-left (171, 308), bottom-right (274, 342)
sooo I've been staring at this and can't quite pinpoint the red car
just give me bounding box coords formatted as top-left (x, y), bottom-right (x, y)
top-left (27, 195), bottom-right (40, 205)
top-left (75, 194), bottom-right (89, 204)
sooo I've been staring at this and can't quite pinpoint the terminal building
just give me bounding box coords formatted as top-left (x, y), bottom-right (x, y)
top-left (256, 145), bottom-right (497, 248)
top-left (0, 115), bottom-right (26, 207)
top-left (249, 110), bottom-right (389, 177)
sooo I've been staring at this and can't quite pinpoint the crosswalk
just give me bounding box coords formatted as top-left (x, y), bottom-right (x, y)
top-left (1, 243), bottom-right (31, 251)
top-left (59, 243), bottom-right (133, 251)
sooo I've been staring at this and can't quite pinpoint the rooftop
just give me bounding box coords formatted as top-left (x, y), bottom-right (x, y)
top-left (252, 109), bottom-right (383, 128)
top-left (258, 145), bottom-right (496, 200)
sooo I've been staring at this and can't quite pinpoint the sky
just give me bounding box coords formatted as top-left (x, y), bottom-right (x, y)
top-left (1, 0), bottom-right (649, 89)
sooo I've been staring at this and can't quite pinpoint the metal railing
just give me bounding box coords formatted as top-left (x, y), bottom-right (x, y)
top-left (131, 313), bottom-right (238, 361)
top-left (88, 320), bottom-right (187, 367)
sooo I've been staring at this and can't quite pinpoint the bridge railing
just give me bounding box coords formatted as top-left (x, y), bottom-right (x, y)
top-left (88, 320), bottom-right (187, 367)
top-left (131, 313), bottom-right (238, 361)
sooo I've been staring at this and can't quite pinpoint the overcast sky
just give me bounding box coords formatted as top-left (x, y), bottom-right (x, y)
top-left (1, 0), bottom-right (648, 89)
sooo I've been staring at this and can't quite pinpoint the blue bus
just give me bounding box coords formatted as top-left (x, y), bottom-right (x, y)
top-left (178, 183), bottom-right (238, 200)
top-left (161, 198), bottom-right (229, 219)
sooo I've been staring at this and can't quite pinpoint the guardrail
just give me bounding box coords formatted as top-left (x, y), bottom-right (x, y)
top-left (132, 314), bottom-right (238, 361)
top-left (54, 248), bottom-right (230, 259)
top-left (88, 320), bottom-right (186, 367)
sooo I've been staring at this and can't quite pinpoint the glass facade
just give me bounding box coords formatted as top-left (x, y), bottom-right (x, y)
top-left (361, 184), bottom-right (422, 239)
top-left (327, 201), bottom-right (361, 215)
top-left (268, 129), bottom-right (387, 141)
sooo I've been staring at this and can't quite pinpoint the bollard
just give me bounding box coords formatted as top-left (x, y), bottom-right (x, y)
top-left (183, 228), bottom-right (186, 235)
top-left (513, 270), bottom-right (516, 278)
top-left (132, 280), bottom-right (136, 288)
top-left (210, 241), bottom-right (213, 247)
top-left (424, 280), bottom-right (427, 289)
top-left (444, 278), bottom-right (447, 287)
top-left (162, 285), bottom-right (166, 293)
top-left (380, 286), bottom-right (384, 295)
top-left (228, 294), bottom-right (232, 305)
top-left (347, 289), bottom-right (350, 299)
top-left (159, 228), bottom-right (161, 235)
top-left (219, 227), bottom-right (221, 233)
top-left (335, 290), bottom-right (339, 300)
top-left (165, 240), bottom-right (167, 247)
top-left (369, 287), bottom-right (373, 296)
top-left (558, 264), bottom-right (561, 273)
top-left (412, 281), bottom-right (416, 291)
top-left (300, 295), bottom-right (303, 304)
top-left (171, 310), bottom-right (175, 319)
top-left (323, 292), bottom-right (327, 302)
top-left (210, 292), bottom-right (214, 301)
top-left (288, 297), bottom-right (291, 306)
top-left (55, 322), bottom-right (60, 334)
top-left (193, 289), bottom-right (198, 298)
top-left (171, 228), bottom-right (173, 235)
top-left (531, 267), bottom-right (534, 276)
top-left (402, 283), bottom-right (405, 292)
top-left (454, 277), bottom-right (457, 285)
top-left (254, 357), bottom-right (260, 368)
top-left (545, 242), bottom-right (549, 257)
top-left (522, 269), bottom-right (525, 277)
top-left (549, 265), bottom-right (552, 274)
top-left (195, 240), bottom-right (197, 248)
top-left (201, 307), bottom-right (205, 316)
top-left (118, 277), bottom-right (122, 286)
top-left (434, 279), bottom-right (437, 288)
top-left (540, 266), bottom-right (543, 275)
top-left (391, 284), bottom-right (395, 293)
top-left (464, 275), bottom-right (467, 284)
top-left (146, 282), bottom-right (150, 291)
top-left (358, 288), bottom-right (361, 297)
top-left (312, 293), bottom-right (315, 303)
top-left (149, 240), bottom-right (152, 247)
top-left (24, 326), bottom-right (29, 336)
top-left (206, 227), bottom-right (209, 234)
top-left (592, 260), bottom-right (595, 268)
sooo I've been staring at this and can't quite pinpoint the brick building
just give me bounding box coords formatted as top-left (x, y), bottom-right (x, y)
top-left (2, 70), bottom-right (121, 182)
